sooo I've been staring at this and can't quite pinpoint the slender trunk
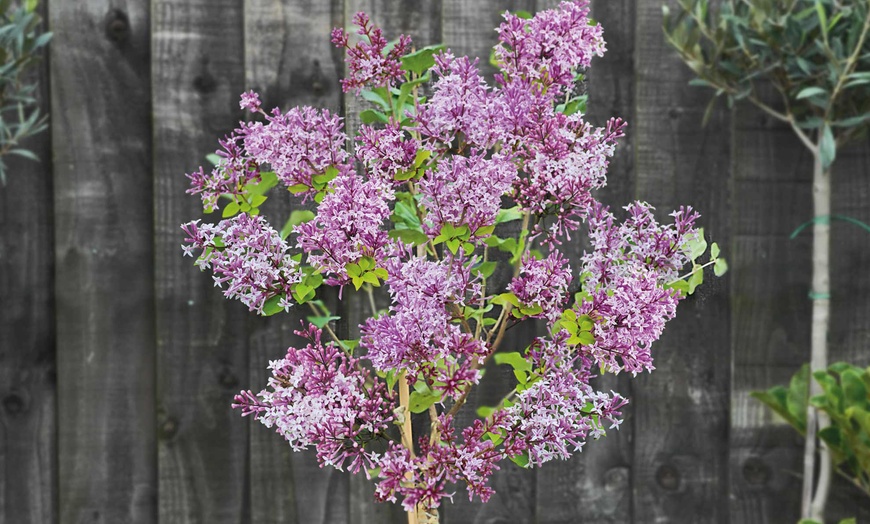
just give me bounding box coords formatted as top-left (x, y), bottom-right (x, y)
top-left (398, 372), bottom-right (419, 524)
top-left (802, 151), bottom-right (832, 521)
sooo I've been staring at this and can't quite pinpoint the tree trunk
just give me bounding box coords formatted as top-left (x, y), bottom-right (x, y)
top-left (802, 151), bottom-right (832, 521)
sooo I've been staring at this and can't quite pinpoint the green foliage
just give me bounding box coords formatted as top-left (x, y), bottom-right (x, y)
top-left (666, 229), bottom-right (728, 296)
top-left (753, 362), bottom-right (870, 497)
top-left (664, 0), bottom-right (870, 165)
top-left (0, 0), bottom-right (51, 185)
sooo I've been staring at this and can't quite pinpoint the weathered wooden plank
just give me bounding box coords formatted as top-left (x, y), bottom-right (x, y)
top-left (152, 1), bottom-right (249, 522)
top-left (339, 2), bottom-right (442, 522)
top-left (533, 1), bottom-right (636, 522)
top-left (631, 1), bottom-right (731, 523)
top-left (0, 5), bottom-right (55, 519)
top-left (243, 1), bottom-right (346, 522)
top-left (729, 113), bottom-right (810, 523)
top-left (810, 138), bottom-right (870, 522)
top-left (50, 1), bottom-right (156, 522)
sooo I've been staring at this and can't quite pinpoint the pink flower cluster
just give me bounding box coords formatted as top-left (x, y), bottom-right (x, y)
top-left (495, 0), bottom-right (605, 92)
top-left (418, 151), bottom-right (516, 238)
top-left (294, 167), bottom-right (393, 283)
top-left (181, 214), bottom-right (300, 314)
top-left (180, 0), bottom-right (714, 514)
top-left (233, 325), bottom-right (393, 473)
top-left (362, 256), bottom-right (486, 394)
top-left (332, 12), bottom-right (411, 94)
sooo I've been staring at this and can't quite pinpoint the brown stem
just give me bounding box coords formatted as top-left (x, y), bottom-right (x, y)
top-left (397, 371), bottom-right (418, 524)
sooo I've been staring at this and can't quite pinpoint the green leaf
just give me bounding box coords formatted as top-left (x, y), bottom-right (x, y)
top-left (288, 183), bottom-right (309, 194)
top-left (222, 201), bottom-right (241, 218)
top-left (206, 153), bottom-right (222, 166)
top-left (796, 86), bottom-right (827, 100)
top-left (261, 295), bottom-right (285, 316)
top-left (389, 228), bottom-right (428, 246)
top-left (710, 242), bottom-right (720, 259)
top-left (413, 148), bottom-right (431, 168)
top-left (787, 364), bottom-right (810, 429)
top-left (446, 238), bottom-right (461, 254)
top-left (492, 292), bottom-right (521, 308)
top-left (400, 44), bottom-right (446, 75)
top-left (713, 258), bottom-right (729, 277)
top-left (820, 123), bottom-right (836, 169)
top-left (306, 315), bottom-right (340, 329)
top-left (493, 352), bottom-right (532, 373)
top-left (408, 390), bottom-right (440, 414)
top-left (842, 369), bottom-right (867, 406)
top-left (496, 206), bottom-right (524, 224)
top-left (687, 266), bottom-right (704, 294)
top-left (360, 89), bottom-right (391, 111)
top-left (513, 10), bottom-right (533, 19)
top-left (472, 261), bottom-right (497, 279)
top-left (576, 331), bottom-right (595, 346)
top-left (360, 109), bottom-right (390, 125)
top-left (510, 452), bottom-right (530, 468)
top-left (477, 406), bottom-right (497, 418)
top-left (688, 228), bottom-right (707, 260)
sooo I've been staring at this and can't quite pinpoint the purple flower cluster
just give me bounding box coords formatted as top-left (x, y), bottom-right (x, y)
top-left (509, 251), bottom-right (573, 323)
top-left (181, 214), bottom-right (301, 314)
top-left (355, 121), bottom-right (418, 183)
top-left (233, 325), bottom-right (393, 473)
top-left (418, 151), bottom-right (516, 238)
top-left (362, 256), bottom-right (486, 387)
top-left (186, 135), bottom-right (260, 212)
top-left (179, 1), bottom-right (717, 516)
top-left (568, 201), bottom-right (700, 374)
top-left (242, 106), bottom-right (349, 193)
top-left (331, 12), bottom-right (411, 94)
top-left (495, 0), bottom-right (605, 92)
top-left (415, 53), bottom-right (508, 149)
top-left (294, 167), bottom-right (393, 283)
top-left (503, 336), bottom-right (627, 466)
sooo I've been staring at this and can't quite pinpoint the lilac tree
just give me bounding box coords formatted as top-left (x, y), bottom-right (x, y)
top-left (182, 2), bottom-right (725, 522)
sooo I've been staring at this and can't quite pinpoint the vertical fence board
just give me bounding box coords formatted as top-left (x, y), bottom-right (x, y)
top-left (632, 1), bottom-right (731, 523)
top-left (729, 112), bottom-right (809, 523)
top-left (532, 1), bottom-right (637, 522)
top-left (340, 1), bottom-right (442, 522)
top-left (439, 1), bottom-right (537, 523)
top-left (152, 1), bottom-right (248, 522)
top-left (242, 1), bottom-right (345, 522)
top-left (826, 140), bottom-right (870, 521)
top-left (50, 1), bottom-right (156, 522)
top-left (0, 4), bottom-right (55, 520)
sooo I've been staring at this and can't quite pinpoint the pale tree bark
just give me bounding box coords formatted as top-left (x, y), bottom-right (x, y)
top-left (802, 150), bottom-right (833, 521)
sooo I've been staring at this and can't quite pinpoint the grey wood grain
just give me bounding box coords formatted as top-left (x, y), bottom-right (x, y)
top-left (340, 1), bottom-right (442, 522)
top-left (631, 1), bottom-right (731, 522)
top-left (728, 107), bottom-right (809, 523)
top-left (152, 1), bottom-right (249, 522)
top-left (50, 1), bottom-right (157, 522)
top-left (0, 4), bottom-right (55, 519)
top-left (534, 1), bottom-right (636, 522)
top-left (243, 1), bottom-right (346, 522)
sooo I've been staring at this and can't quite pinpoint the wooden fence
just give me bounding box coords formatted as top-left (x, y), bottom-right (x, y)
top-left (2, 0), bottom-right (870, 522)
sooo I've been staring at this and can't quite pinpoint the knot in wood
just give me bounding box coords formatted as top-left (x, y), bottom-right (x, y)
top-left (742, 457), bottom-right (771, 486)
top-left (2, 392), bottom-right (26, 415)
top-left (159, 415), bottom-right (178, 440)
top-left (104, 9), bottom-right (130, 45)
top-left (655, 463), bottom-right (681, 491)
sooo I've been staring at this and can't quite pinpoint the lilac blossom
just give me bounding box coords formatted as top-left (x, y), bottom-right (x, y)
top-left (241, 105), bottom-right (349, 192)
top-left (415, 53), bottom-right (509, 149)
top-left (361, 256), bottom-right (486, 385)
top-left (355, 121), bottom-right (418, 183)
top-left (294, 166), bottom-right (393, 283)
top-left (418, 151), bottom-right (516, 239)
top-left (500, 336), bottom-right (628, 466)
top-left (509, 251), bottom-right (573, 323)
top-left (186, 134), bottom-right (260, 212)
top-left (233, 325), bottom-right (394, 473)
top-left (495, 0), bottom-right (605, 92)
top-left (181, 214), bottom-right (301, 314)
top-left (239, 90), bottom-right (261, 112)
top-left (331, 12), bottom-right (411, 94)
